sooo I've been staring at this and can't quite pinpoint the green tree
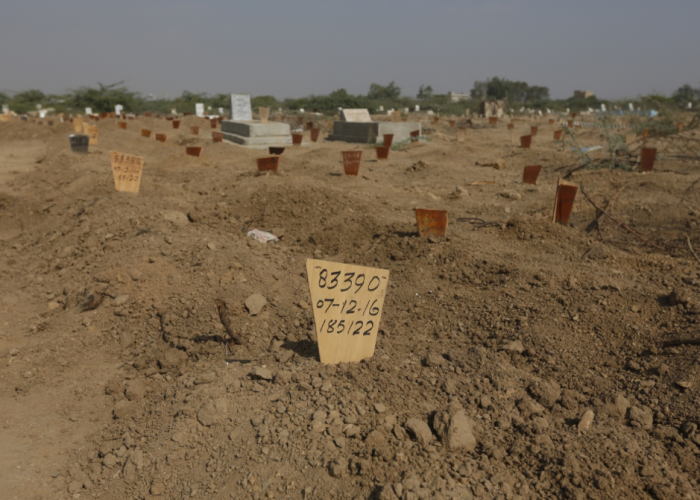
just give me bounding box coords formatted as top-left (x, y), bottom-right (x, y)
top-left (367, 81), bottom-right (401, 100)
top-left (417, 85), bottom-right (433, 100)
top-left (9, 90), bottom-right (47, 113)
top-left (68, 82), bottom-right (141, 113)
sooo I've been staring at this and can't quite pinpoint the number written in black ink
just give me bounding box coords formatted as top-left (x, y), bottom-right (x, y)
top-left (363, 320), bottom-right (374, 336)
top-left (352, 321), bottom-right (363, 335)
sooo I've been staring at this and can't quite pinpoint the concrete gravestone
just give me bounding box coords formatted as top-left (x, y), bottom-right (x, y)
top-left (340, 109), bottom-right (372, 122)
top-left (115, 104), bottom-right (123, 115)
top-left (195, 103), bottom-right (205, 117)
top-left (231, 94), bottom-right (252, 121)
top-left (85, 107), bottom-right (92, 115)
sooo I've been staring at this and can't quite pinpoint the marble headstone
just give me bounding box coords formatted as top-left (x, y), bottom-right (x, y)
top-left (195, 103), bottom-right (205, 117)
top-left (115, 104), bottom-right (123, 115)
top-left (231, 94), bottom-right (253, 121)
top-left (340, 109), bottom-right (372, 122)
top-left (85, 107), bottom-right (92, 115)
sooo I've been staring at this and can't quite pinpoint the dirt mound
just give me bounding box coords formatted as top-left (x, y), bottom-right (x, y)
top-left (1, 115), bottom-right (700, 499)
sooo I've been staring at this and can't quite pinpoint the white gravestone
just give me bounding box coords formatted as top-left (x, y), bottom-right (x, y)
top-left (628, 103), bottom-right (634, 112)
top-left (39, 110), bottom-right (46, 118)
top-left (85, 107), bottom-right (92, 115)
top-left (171, 108), bottom-right (177, 115)
top-left (231, 94), bottom-right (252, 121)
top-left (340, 109), bottom-right (372, 122)
top-left (2, 105), bottom-right (8, 114)
top-left (379, 106), bottom-right (384, 112)
top-left (299, 108), bottom-right (305, 113)
top-left (195, 103), bottom-right (205, 117)
top-left (219, 107), bottom-right (224, 115)
top-left (115, 104), bottom-right (123, 115)
top-left (415, 105), bottom-right (420, 112)
top-left (404, 108), bottom-right (409, 113)
top-left (601, 104), bottom-right (606, 112)
top-left (688, 102), bottom-right (693, 109)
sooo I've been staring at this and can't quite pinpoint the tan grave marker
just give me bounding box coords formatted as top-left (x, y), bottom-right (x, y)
top-left (86, 125), bottom-right (99, 145)
top-left (73, 116), bottom-right (84, 133)
top-left (259, 107), bottom-right (270, 123)
top-left (110, 151), bottom-right (143, 193)
top-left (141, 129), bottom-right (151, 138)
top-left (306, 259), bottom-right (390, 365)
top-left (0, 115), bottom-right (9, 123)
top-left (391, 111), bottom-right (401, 122)
top-left (340, 109), bottom-right (372, 122)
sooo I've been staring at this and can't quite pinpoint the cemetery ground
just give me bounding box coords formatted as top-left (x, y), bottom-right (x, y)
top-left (2, 112), bottom-right (700, 500)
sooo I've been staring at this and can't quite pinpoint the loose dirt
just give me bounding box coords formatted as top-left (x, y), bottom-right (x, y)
top-left (1, 113), bottom-right (700, 500)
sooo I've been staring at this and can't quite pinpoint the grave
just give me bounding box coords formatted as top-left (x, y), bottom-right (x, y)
top-left (327, 108), bottom-right (421, 144)
top-left (220, 94), bottom-right (292, 148)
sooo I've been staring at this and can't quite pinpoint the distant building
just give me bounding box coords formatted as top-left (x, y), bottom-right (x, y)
top-left (573, 90), bottom-right (595, 99)
top-left (447, 92), bottom-right (470, 103)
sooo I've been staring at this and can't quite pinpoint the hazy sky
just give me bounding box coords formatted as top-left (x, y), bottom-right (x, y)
top-left (1, 0), bottom-right (699, 101)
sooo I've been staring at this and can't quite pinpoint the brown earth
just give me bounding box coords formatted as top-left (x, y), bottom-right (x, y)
top-left (1, 112), bottom-right (700, 500)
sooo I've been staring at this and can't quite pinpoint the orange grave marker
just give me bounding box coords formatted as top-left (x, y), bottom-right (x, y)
top-left (375, 146), bottom-right (389, 160)
top-left (292, 133), bottom-right (303, 146)
top-left (522, 165), bottom-right (542, 184)
top-left (172, 120), bottom-right (181, 129)
top-left (118, 121), bottom-right (127, 130)
top-left (306, 121), bottom-right (314, 130)
top-left (567, 120), bottom-right (573, 128)
top-left (489, 117), bottom-right (498, 125)
top-left (342, 151), bottom-right (362, 176)
top-left (210, 119), bottom-right (217, 129)
top-left (410, 130), bottom-right (420, 142)
top-left (642, 129), bottom-right (649, 139)
top-left (141, 129), bottom-right (151, 138)
top-left (552, 179), bottom-right (578, 224)
top-left (305, 258), bottom-right (390, 365)
top-left (110, 151), bottom-right (143, 193)
top-left (212, 132), bottom-right (223, 143)
top-left (155, 133), bottom-right (167, 143)
top-left (269, 147), bottom-right (285, 155)
top-left (531, 126), bottom-right (538, 136)
top-left (554, 130), bottom-right (563, 140)
top-left (549, 118), bottom-right (555, 125)
top-left (640, 147), bottom-right (656, 172)
top-left (520, 135), bottom-right (532, 148)
top-left (416, 209), bottom-right (448, 238)
top-left (256, 156), bottom-right (279, 172)
top-left (507, 123), bottom-right (514, 130)
top-left (166, 117), bottom-right (174, 121)
top-left (86, 125), bottom-right (99, 145)
top-left (72, 116), bottom-right (84, 133)
top-left (678, 123), bottom-right (684, 133)
top-left (383, 134), bottom-right (394, 148)
top-left (186, 146), bottom-right (202, 157)
top-left (190, 126), bottom-right (199, 135)
top-left (310, 128), bottom-right (320, 142)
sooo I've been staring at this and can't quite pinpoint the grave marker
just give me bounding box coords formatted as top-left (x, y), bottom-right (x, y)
top-left (118, 121), bottom-right (127, 130)
top-left (115, 104), bottom-right (123, 115)
top-left (256, 156), bottom-right (279, 172)
top-left (291, 133), bottom-right (303, 146)
top-left (391, 111), bottom-right (401, 122)
top-left (522, 165), bottom-right (542, 184)
top-left (549, 118), bottom-right (555, 125)
top-left (155, 133), bottom-right (167, 143)
top-left (520, 135), bottom-right (532, 148)
top-left (640, 148), bottom-right (656, 172)
top-left (185, 146), bottom-right (202, 157)
top-left (269, 147), bottom-right (285, 155)
top-left (531, 126), bottom-right (538, 136)
top-left (416, 209), bottom-right (448, 238)
top-left (456, 128), bottom-right (466, 142)
top-left (195, 103), bottom-right (205, 117)
top-left (340, 109), bottom-right (372, 122)
top-left (310, 128), bottom-right (320, 142)
top-left (342, 151), bottom-right (362, 176)
top-left (259, 107), bottom-right (270, 123)
top-left (231, 94), bottom-right (253, 121)
top-left (383, 134), bottom-right (394, 148)
top-left (552, 179), bottom-right (578, 224)
top-left (410, 130), bottom-right (420, 142)
top-left (86, 125), bottom-right (99, 145)
top-left (212, 132), bottom-right (223, 143)
top-left (489, 117), bottom-right (498, 125)
top-left (141, 129), bottom-right (151, 138)
top-left (172, 120), bottom-right (181, 129)
top-left (73, 116), bottom-right (84, 133)
top-left (110, 151), bottom-right (143, 193)
top-left (191, 126), bottom-right (199, 135)
top-left (507, 123), bottom-right (514, 130)
top-left (69, 135), bottom-right (89, 154)
top-left (375, 146), bottom-right (389, 160)
top-left (554, 130), bottom-right (563, 140)
top-left (306, 258), bottom-right (390, 365)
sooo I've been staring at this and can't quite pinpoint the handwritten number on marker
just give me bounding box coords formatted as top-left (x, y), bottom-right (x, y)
top-left (352, 321), bottom-right (363, 335)
top-left (347, 300), bottom-right (357, 314)
top-left (364, 321), bottom-right (374, 336)
top-left (316, 269), bottom-right (378, 295)
top-left (341, 273), bottom-right (354, 292)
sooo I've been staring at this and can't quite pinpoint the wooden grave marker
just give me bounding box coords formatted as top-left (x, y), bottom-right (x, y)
top-left (155, 133), bottom-right (167, 143)
top-left (383, 134), bottom-right (394, 148)
top-left (172, 120), bottom-right (181, 129)
top-left (375, 146), bottom-right (389, 160)
top-left (73, 116), bottom-right (84, 133)
top-left (520, 135), bottom-right (532, 148)
top-left (522, 165), bottom-right (542, 184)
top-left (86, 125), bottom-right (99, 145)
top-left (118, 121), bottom-right (127, 130)
top-left (212, 132), bottom-right (223, 143)
top-left (552, 179), bottom-right (578, 224)
top-left (110, 151), bottom-right (143, 193)
top-left (640, 147), bottom-right (657, 172)
top-left (292, 133), bottom-right (303, 146)
top-left (416, 209), bottom-right (448, 238)
top-left (190, 126), bottom-right (199, 135)
top-left (554, 130), bottom-right (563, 140)
top-left (342, 151), bottom-right (362, 176)
top-left (310, 128), bottom-right (320, 142)
top-left (256, 156), bottom-right (279, 172)
top-left (259, 107), bottom-right (270, 123)
top-left (306, 259), bottom-right (390, 365)
top-left (186, 146), bottom-right (202, 157)
top-left (141, 129), bottom-right (151, 138)
top-left (531, 126), bottom-right (538, 136)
